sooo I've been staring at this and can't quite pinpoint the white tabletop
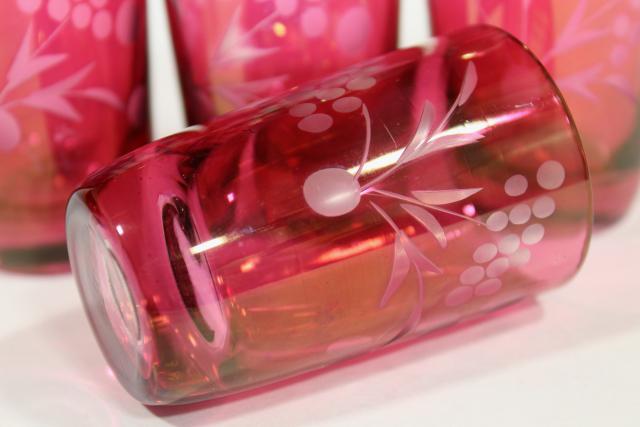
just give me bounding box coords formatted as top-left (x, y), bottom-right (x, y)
top-left (1, 1), bottom-right (639, 426)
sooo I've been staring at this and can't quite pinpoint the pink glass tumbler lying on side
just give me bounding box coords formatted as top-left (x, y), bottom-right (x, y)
top-left (428, 0), bottom-right (640, 225)
top-left (67, 26), bottom-right (592, 405)
top-left (166, 0), bottom-right (399, 122)
top-left (0, 0), bottom-right (149, 273)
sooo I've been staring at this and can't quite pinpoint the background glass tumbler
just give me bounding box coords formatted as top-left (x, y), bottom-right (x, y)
top-left (0, 0), bottom-right (149, 273)
top-left (428, 0), bottom-right (640, 225)
top-left (67, 26), bottom-right (592, 405)
top-left (166, 0), bottom-right (399, 122)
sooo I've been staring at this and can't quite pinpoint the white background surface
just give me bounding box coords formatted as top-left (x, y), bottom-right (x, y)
top-left (1, 1), bottom-right (640, 426)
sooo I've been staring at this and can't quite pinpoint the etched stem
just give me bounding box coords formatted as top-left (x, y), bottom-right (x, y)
top-left (582, 0), bottom-right (621, 27)
top-left (407, 264), bottom-right (425, 330)
top-left (360, 157), bottom-right (399, 192)
top-left (33, 17), bottom-right (69, 57)
top-left (354, 104), bottom-right (372, 181)
top-left (543, 0), bottom-right (619, 63)
top-left (369, 201), bottom-right (401, 233)
top-left (433, 88), bottom-right (464, 137)
top-left (0, 19), bottom-right (68, 103)
top-left (240, 11), bottom-right (279, 43)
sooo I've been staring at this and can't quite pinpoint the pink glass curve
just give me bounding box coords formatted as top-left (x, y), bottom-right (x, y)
top-left (428, 0), bottom-right (640, 225)
top-left (166, 0), bottom-right (399, 122)
top-left (0, 0), bottom-right (149, 273)
top-left (67, 26), bottom-right (592, 405)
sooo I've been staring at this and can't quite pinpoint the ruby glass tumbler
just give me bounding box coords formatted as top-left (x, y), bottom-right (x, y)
top-left (428, 0), bottom-right (640, 225)
top-left (67, 26), bottom-right (592, 405)
top-left (0, 0), bottom-right (149, 273)
top-left (165, 0), bottom-right (399, 122)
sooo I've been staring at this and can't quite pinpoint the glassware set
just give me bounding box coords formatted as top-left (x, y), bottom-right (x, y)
top-left (1, 0), bottom-right (635, 407)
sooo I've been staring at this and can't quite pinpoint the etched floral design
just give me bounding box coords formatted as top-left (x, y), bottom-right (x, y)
top-left (208, 0), bottom-right (376, 109)
top-left (207, 2), bottom-right (288, 107)
top-left (477, 0), bottom-right (640, 102)
top-left (302, 63), bottom-right (485, 329)
top-left (0, 3), bottom-right (124, 151)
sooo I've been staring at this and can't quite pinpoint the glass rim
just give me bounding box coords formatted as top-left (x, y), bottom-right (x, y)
top-left (469, 24), bottom-right (594, 276)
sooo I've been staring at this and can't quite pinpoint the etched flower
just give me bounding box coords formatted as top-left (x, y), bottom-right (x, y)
top-left (302, 63), bottom-right (486, 332)
top-left (0, 9), bottom-right (123, 151)
top-left (494, 0), bottom-right (640, 102)
top-left (209, 0), bottom-right (376, 108)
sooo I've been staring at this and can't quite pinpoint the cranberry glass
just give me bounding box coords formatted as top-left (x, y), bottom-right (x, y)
top-left (166, 0), bottom-right (399, 122)
top-left (0, 0), bottom-right (148, 273)
top-left (67, 27), bottom-right (591, 405)
top-left (428, 0), bottom-right (640, 225)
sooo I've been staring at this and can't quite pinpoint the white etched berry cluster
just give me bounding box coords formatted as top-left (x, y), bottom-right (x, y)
top-left (288, 73), bottom-right (377, 134)
top-left (445, 160), bottom-right (567, 307)
top-left (17, 0), bottom-right (136, 43)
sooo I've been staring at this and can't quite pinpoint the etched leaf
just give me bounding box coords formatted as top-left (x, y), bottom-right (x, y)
top-left (604, 74), bottom-right (637, 103)
top-left (47, 63), bottom-right (95, 93)
top-left (372, 189), bottom-right (485, 225)
top-left (433, 62), bottom-right (478, 136)
top-left (557, 64), bottom-right (603, 101)
top-left (400, 233), bottom-right (441, 274)
top-left (401, 203), bottom-right (447, 248)
top-left (21, 93), bottom-right (81, 122)
top-left (371, 189), bottom-right (422, 206)
top-left (354, 103), bottom-right (372, 179)
top-left (457, 62), bottom-right (478, 106)
top-left (412, 188), bottom-right (482, 205)
top-left (5, 25), bottom-right (68, 93)
top-left (0, 109), bottom-right (21, 151)
top-left (426, 131), bottom-right (485, 151)
top-left (544, 0), bottom-right (610, 61)
top-left (404, 266), bottom-right (425, 332)
top-left (16, 64), bottom-right (96, 121)
top-left (6, 24), bottom-right (36, 83)
top-left (73, 88), bottom-right (123, 109)
top-left (407, 131), bottom-right (484, 162)
top-left (215, 6), bottom-right (278, 64)
top-left (379, 233), bottom-right (411, 307)
top-left (398, 101), bottom-right (435, 165)
top-left (546, 29), bottom-right (608, 61)
top-left (6, 54), bottom-right (67, 94)
top-left (562, 0), bottom-right (588, 37)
